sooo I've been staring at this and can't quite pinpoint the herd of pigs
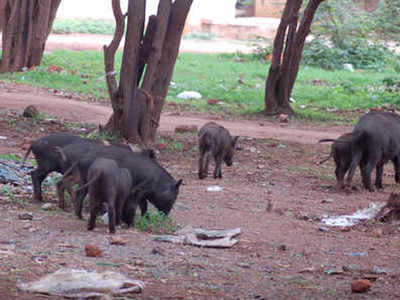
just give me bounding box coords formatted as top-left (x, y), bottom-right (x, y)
top-left (21, 111), bottom-right (400, 234)
top-left (22, 121), bottom-right (238, 234)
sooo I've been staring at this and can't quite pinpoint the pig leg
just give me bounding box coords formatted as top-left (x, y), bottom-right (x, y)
top-left (30, 169), bottom-right (47, 201)
top-left (335, 165), bottom-right (345, 189)
top-left (346, 151), bottom-right (362, 188)
top-left (361, 154), bottom-right (381, 192)
top-left (203, 151), bottom-right (211, 179)
top-left (393, 157), bottom-right (400, 183)
top-left (214, 155), bottom-right (223, 179)
top-left (74, 187), bottom-right (88, 219)
top-left (107, 193), bottom-right (117, 234)
top-left (87, 193), bottom-right (100, 231)
top-left (375, 161), bottom-right (385, 189)
top-left (198, 149), bottom-right (205, 179)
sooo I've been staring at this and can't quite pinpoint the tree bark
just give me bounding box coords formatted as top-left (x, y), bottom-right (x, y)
top-left (263, 0), bottom-right (324, 116)
top-left (0, 0), bottom-right (61, 73)
top-left (104, 0), bottom-right (193, 146)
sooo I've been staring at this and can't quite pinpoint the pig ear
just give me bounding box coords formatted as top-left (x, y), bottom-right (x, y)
top-left (175, 179), bottom-right (183, 189)
top-left (232, 136), bottom-right (239, 147)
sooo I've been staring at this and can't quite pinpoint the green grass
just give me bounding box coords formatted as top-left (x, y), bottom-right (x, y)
top-left (52, 19), bottom-right (115, 35)
top-left (0, 49), bottom-right (399, 122)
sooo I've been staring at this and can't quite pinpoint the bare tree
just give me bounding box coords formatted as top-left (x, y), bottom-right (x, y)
top-left (264, 0), bottom-right (325, 115)
top-left (0, 0), bottom-right (61, 73)
top-left (103, 0), bottom-right (193, 146)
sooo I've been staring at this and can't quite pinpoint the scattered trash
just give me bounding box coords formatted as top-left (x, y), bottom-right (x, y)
top-left (177, 91), bottom-right (202, 100)
top-left (18, 268), bottom-right (144, 298)
top-left (372, 266), bottom-right (391, 275)
top-left (206, 185), bottom-right (223, 192)
top-left (343, 63), bottom-right (355, 72)
top-left (154, 226), bottom-right (241, 248)
top-left (101, 212), bottom-right (109, 225)
top-left (322, 202), bottom-right (385, 227)
top-left (0, 159), bottom-right (33, 186)
top-left (346, 251), bottom-right (368, 257)
top-left (41, 203), bottom-right (54, 211)
top-left (207, 99), bottom-right (218, 105)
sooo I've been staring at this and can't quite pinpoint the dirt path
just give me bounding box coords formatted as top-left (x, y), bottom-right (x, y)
top-left (0, 88), bottom-right (349, 144)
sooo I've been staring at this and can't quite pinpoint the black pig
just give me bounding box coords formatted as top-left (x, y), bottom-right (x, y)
top-left (319, 133), bottom-right (353, 189)
top-left (346, 112), bottom-right (400, 191)
top-left (62, 144), bottom-right (182, 223)
top-left (198, 122), bottom-right (239, 179)
top-left (75, 158), bottom-right (132, 233)
top-left (23, 133), bottom-right (90, 201)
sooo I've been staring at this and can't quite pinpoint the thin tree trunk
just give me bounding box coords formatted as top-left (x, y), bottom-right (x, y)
top-left (263, 0), bottom-right (324, 116)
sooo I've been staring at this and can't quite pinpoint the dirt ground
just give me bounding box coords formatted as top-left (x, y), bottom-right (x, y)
top-left (1, 80), bottom-right (400, 300)
top-left (1, 36), bottom-right (400, 299)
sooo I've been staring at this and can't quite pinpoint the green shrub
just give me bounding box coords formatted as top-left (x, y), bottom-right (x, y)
top-left (301, 38), bottom-right (400, 71)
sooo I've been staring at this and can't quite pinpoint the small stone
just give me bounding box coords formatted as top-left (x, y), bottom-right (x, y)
top-left (174, 125), bottom-right (198, 134)
top-left (134, 259), bottom-right (145, 267)
top-left (278, 244), bottom-right (287, 251)
top-left (109, 236), bottom-right (127, 246)
top-left (18, 213), bottom-right (33, 221)
top-left (151, 247), bottom-right (165, 256)
top-left (85, 244), bottom-right (102, 257)
top-left (279, 114), bottom-right (289, 123)
top-left (351, 279), bottom-right (372, 293)
top-left (23, 105), bottom-right (39, 118)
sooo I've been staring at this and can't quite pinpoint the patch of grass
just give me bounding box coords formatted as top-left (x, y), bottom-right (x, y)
top-left (183, 31), bottom-right (217, 40)
top-left (52, 19), bottom-right (115, 35)
top-left (134, 209), bottom-right (179, 234)
top-left (0, 153), bottom-right (22, 161)
top-left (0, 50), bottom-right (399, 123)
top-left (87, 129), bottom-right (121, 142)
top-left (0, 185), bottom-right (19, 205)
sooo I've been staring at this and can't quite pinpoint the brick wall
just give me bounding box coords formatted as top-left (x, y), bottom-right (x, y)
top-left (250, 0), bottom-right (286, 18)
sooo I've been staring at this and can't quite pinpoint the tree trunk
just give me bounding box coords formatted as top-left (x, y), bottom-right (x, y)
top-left (0, 0), bottom-right (61, 73)
top-left (103, 0), bottom-right (193, 146)
top-left (263, 0), bottom-right (325, 116)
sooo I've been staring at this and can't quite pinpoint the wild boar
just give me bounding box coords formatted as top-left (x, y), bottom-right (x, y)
top-left (62, 144), bottom-right (181, 223)
top-left (346, 112), bottom-right (400, 191)
top-left (319, 133), bottom-right (353, 189)
top-left (75, 158), bottom-right (132, 233)
top-left (198, 122), bottom-right (239, 179)
top-left (23, 133), bottom-right (89, 201)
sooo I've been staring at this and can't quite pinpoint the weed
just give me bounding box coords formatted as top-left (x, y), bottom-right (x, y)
top-left (171, 141), bottom-right (184, 152)
top-left (134, 208), bottom-right (179, 234)
top-left (0, 185), bottom-right (16, 204)
top-left (87, 129), bottom-right (120, 142)
top-left (184, 31), bottom-right (216, 40)
top-left (0, 154), bottom-right (22, 161)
